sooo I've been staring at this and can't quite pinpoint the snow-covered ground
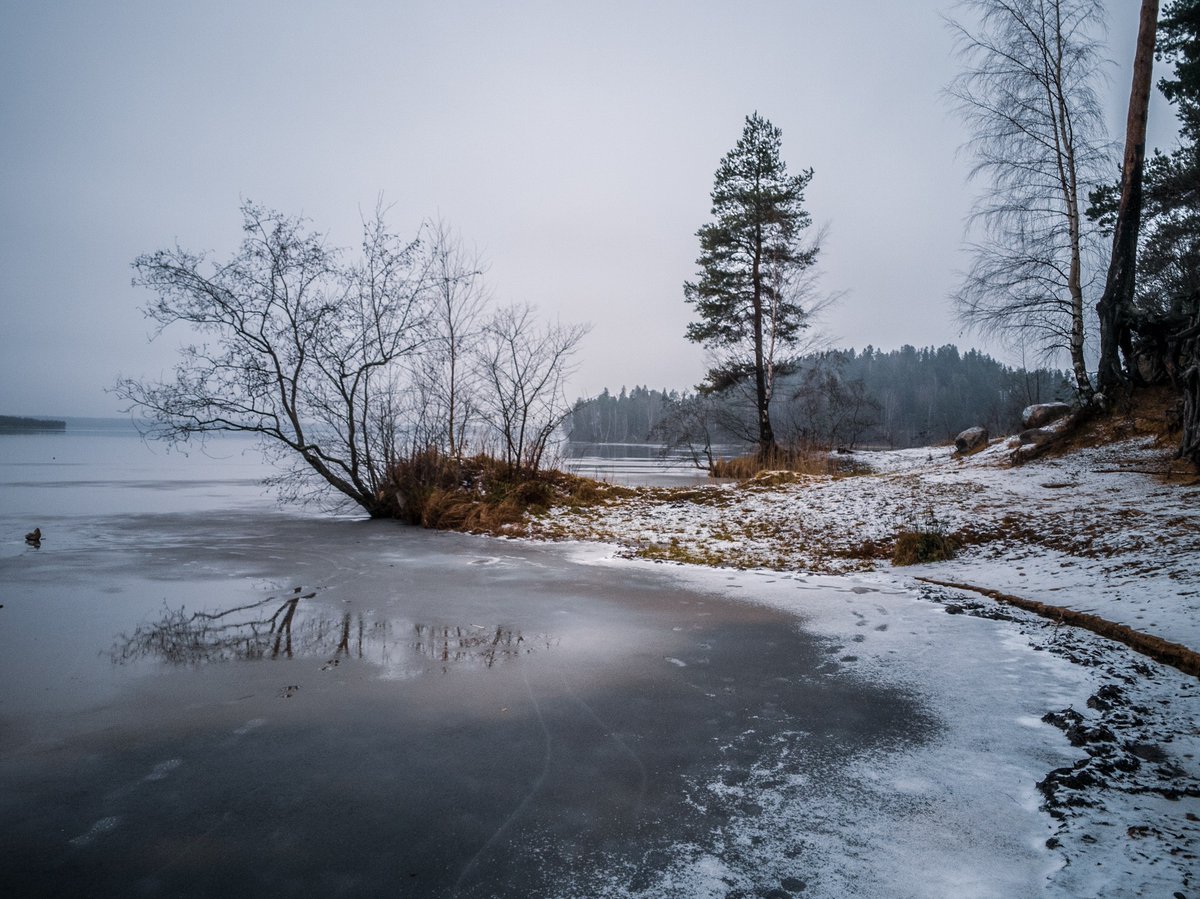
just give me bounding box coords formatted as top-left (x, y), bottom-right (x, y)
top-left (527, 436), bottom-right (1200, 895)
top-left (536, 436), bottom-right (1200, 656)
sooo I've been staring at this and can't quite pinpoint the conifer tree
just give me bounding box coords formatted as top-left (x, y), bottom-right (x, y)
top-left (684, 112), bottom-right (819, 458)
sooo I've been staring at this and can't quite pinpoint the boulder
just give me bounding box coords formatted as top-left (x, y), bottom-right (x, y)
top-left (1135, 352), bottom-right (1165, 384)
top-left (1021, 402), bottom-right (1071, 429)
top-left (954, 426), bottom-right (989, 455)
top-left (1018, 427), bottom-right (1056, 446)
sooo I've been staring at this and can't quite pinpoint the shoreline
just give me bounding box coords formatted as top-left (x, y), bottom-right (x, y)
top-left (530, 434), bottom-right (1200, 657)
top-left (509, 434), bottom-right (1200, 893)
top-left (542, 537), bottom-right (1200, 895)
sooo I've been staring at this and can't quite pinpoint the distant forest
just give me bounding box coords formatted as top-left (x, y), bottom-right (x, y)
top-left (0, 415), bottom-right (66, 432)
top-left (567, 345), bottom-right (1072, 449)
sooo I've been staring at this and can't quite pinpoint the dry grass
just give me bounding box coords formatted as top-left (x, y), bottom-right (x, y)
top-left (384, 449), bottom-right (625, 535)
top-left (891, 529), bottom-right (959, 566)
top-left (832, 537), bottom-right (895, 561)
top-left (1027, 386), bottom-right (1186, 460)
top-left (638, 485), bottom-right (733, 507)
top-left (634, 539), bottom-right (735, 568)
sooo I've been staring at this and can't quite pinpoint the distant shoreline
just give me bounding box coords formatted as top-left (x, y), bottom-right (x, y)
top-left (0, 415), bottom-right (66, 432)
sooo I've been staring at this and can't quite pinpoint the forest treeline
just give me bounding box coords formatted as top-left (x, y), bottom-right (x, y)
top-left (0, 415), bottom-right (65, 432)
top-left (567, 345), bottom-right (1071, 449)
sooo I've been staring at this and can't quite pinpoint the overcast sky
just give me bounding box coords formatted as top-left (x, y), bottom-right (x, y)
top-left (0, 0), bottom-right (1180, 417)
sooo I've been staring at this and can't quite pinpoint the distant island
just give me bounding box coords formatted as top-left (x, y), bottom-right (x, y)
top-left (0, 415), bottom-right (66, 432)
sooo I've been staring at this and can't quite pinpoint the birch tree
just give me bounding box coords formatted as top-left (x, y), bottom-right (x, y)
top-left (948, 0), bottom-right (1111, 398)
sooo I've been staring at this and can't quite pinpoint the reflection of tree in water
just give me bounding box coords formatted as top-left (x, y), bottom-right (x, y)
top-left (113, 589), bottom-right (316, 665)
top-left (411, 624), bottom-right (529, 667)
top-left (112, 589), bottom-right (554, 670)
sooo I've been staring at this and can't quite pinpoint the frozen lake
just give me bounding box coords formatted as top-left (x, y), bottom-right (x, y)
top-left (0, 424), bottom-right (1083, 896)
top-left (561, 441), bottom-right (722, 487)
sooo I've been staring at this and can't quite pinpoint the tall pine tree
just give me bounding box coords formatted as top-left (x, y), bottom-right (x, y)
top-left (684, 112), bottom-right (818, 458)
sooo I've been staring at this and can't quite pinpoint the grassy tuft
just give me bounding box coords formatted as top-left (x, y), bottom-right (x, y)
top-left (891, 529), bottom-right (959, 566)
top-left (382, 448), bottom-right (620, 534)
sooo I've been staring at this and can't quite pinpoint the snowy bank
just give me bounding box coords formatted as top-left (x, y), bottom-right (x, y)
top-left (534, 436), bottom-right (1200, 656)
top-left (526, 436), bottom-right (1200, 896)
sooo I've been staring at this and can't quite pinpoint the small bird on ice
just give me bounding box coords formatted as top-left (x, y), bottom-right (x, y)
top-left (24, 527), bottom-right (41, 547)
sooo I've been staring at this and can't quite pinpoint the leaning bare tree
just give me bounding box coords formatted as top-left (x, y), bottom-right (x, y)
top-left (948, 0), bottom-right (1111, 399)
top-left (115, 201), bottom-right (433, 517)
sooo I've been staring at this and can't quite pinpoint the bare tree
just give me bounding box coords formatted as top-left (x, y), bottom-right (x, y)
top-left (115, 201), bottom-right (433, 517)
top-left (475, 304), bottom-right (589, 474)
top-left (948, 0), bottom-right (1112, 398)
top-left (781, 361), bottom-right (881, 450)
top-left (409, 219), bottom-right (490, 457)
top-left (651, 393), bottom-right (727, 470)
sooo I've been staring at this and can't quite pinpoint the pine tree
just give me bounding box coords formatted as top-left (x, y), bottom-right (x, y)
top-left (684, 112), bottom-right (818, 458)
top-left (1143, 0), bottom-right (1200, 462)
top-left (1096, 0), bottom-right (1159, 394)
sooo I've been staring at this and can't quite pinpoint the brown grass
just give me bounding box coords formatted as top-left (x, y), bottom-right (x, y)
top-left (383, 449), bottom-right (624, 535)
top-left (891, 529), bottom-right (959, 566)
top-left (639, 485), bottom-right (733, 507)
top-left (832, 537), bottom-right (895, 561)
top-left (1019, 385), bottom-right (1190, 466)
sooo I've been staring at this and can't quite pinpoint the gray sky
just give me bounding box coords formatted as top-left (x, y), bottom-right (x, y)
top-left (0, 0), bottom-right (1179, 417)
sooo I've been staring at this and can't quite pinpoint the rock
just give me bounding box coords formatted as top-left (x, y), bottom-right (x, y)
top-left (1135, 352), bottom-right (1165, 384)
top-left (1018, 427), bottom-right (1056, 446)
top-left (954, 426), bottom-right (988, 454)
top-left (1021, 402), bottom-right (1071, 429)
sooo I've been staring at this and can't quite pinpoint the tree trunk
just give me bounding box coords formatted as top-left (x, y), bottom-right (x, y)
top-left (1181, 321), bottom-right (1200, 466)
top-left (1061, 100), bottom-right (1094, 401)
top-left (751, 224), bottom-right (776, 458)
top-left (1050, 40), bottom-right (1094, 401)
top-left (1097, 0), bottom-right (1159, 394)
